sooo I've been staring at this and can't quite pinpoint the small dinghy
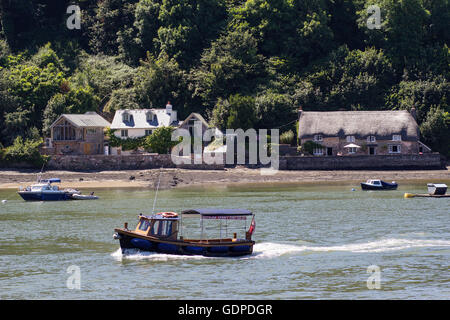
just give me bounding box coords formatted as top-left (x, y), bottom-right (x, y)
top-left (427, 183), bottom-right (447, 196)
top-left (71, 193), bottom-right (99, 200)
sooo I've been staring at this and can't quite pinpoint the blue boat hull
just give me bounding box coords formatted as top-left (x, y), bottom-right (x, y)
top-left (18, 191), bottom-right (72, 201)
top-left (118, 233), bottom-right (254, 257)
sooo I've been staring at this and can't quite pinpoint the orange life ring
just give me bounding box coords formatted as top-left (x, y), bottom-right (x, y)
top-left (159, 212), bottom-right (178, 218)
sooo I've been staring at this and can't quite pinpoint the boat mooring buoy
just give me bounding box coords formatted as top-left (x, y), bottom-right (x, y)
top-left (1, 200), bottom-right (7, 204)
top-left (351, 188), bottom-right (356, 191)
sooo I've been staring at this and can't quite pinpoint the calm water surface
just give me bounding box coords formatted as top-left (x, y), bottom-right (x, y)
top-left (0, 181), bottom-right (449, 299)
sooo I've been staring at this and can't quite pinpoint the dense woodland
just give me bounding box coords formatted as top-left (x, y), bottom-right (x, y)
top-left (0, 0), bottom-right (449, 164)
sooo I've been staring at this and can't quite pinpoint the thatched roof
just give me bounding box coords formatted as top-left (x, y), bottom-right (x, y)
top-left (298, 110), bottom-right (419, 141)
top-left (178, 112), bottom-right (209, 128)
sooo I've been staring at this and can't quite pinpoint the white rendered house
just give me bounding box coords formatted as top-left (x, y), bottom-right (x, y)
top-left (110, 103), bottom-right (179, 139)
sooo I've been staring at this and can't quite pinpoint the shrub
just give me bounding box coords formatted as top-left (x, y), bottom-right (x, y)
top-left (105, 127), bottom-right (145, 151)
top-left (143, 126), bottom-right (180, 154)
top-left (1, 137), bottom-right (49, 167)
top-left (280, 130), bottom-right (295, 145)
top-left (302, 140), bottom-right (323, 155)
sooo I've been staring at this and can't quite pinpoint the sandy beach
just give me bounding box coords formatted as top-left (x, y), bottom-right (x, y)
top-left (0, 167), bottom-right (449, 190)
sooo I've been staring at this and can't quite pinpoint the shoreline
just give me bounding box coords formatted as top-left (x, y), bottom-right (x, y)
top-left (0, 167), bottom-right (449, 190)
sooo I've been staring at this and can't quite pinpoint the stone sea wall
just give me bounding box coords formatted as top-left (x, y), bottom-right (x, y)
top-left (46, 154), bottom-right (225, 171)
top-left (8, 153), bottom-right (446, 171)
top-left (279, 153), bottom-right (446, 170)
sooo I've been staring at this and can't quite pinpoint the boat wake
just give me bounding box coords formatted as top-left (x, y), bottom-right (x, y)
top-left (111, 248), bottom-right (208, 261)
top-left (110, 238), bottom-right (450, 261)
top-left (252, 238), bottom-right (450, 259)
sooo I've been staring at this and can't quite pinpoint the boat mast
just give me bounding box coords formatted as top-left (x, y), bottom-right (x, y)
top-left (151, 167), bottom-right (162, 215)
top-left (37, 162), bottom-right (45, 182)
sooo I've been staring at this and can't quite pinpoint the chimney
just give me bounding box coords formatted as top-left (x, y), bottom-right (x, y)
top-left (410, 106), bottom-right (417, 121)
top-left (298, 106), bottom-right (303, 119)
top-left (166, 101), bottom-right (172, 115)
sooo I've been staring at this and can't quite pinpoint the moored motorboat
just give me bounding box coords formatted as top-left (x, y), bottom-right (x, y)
top-left (113, 208), bottom-right (256, 257)
top-left (18, 178), bottom-right (78, 201)
top-left (361, 179), bottom-right (398, 191)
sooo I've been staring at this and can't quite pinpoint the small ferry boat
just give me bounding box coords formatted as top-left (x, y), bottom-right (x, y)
top-left (18, 178), bottom-right (79, 201)
top-left (113, 208), bottom-right (256, 257)
top-left (427, 183), bottom-right (447, 195)
top-left (361, 179), bottom-right (398, 191)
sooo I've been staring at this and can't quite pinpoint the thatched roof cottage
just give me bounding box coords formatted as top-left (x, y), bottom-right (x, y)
top-left (297, 109), bottom-right (431, 156)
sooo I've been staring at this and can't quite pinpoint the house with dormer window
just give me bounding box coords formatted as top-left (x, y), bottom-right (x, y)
top-left (110, 103), bottom-right (179, 141)
top-left (297, 108), bottom-right (432, 156)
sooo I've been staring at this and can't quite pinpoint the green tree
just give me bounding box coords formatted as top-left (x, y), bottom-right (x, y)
top-left (143, 126), bottom-right (179, 154)
top-left (4, 54), bottom-right (66, 131)
top-left (70, 53), bottom-right (137, 110)
top-left (230, 0), bottom-right (334, 68)
top-left (1, 136), bottom-right (48, 167)
top-left (212, 94), bottom-right (257, 131)
top-left (135, 52), bottom-right (192, 117)
top-left (89, 0), bottom-right (139, 55)
top-left (255, 91), bottom-right (296, 129)
top-left (42, 86), bottom-right (99, 135)
top-left (385, 77), bottom-right (449, 124)
top-left (294, 46), bottom-right (395, 110)
top-left (192, 30), bottom-right (267, 107)
top-left (420, 107), bottom-right (450, 157)
top-left (154, 0), bottom-right (228, 68)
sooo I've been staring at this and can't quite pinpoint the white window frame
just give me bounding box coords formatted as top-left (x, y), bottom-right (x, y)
top-left (122, 113), bottom-right (130, 122)
top-left (348, 147), bottom-right (357, 154)
top-left (313, 148), bottom-right (324, 156)
top-left (392, 134), bottom-right (402, 141)
top-left (121, 129), bottom-right (128, 138)
top-left (146, 113), bottom-right (155, 122)
top-left (346, 135), bottom-right (356, 143)
top-left (388, 144), bottom-right (401, 154)
top-left (367, 136), bottom-right (376, 143)
top-left (145, 129), bottom-right (152, 136)
top-left (314, 135), bottom-right (323, 142)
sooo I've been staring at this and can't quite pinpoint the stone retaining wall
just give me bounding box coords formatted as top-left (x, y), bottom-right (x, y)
top-left (46, 154), bottom-right (225, 171)
top-left (279, 153), bottom-right (446, 170)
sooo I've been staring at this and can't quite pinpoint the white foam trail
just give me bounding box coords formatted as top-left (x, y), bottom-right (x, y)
top-left (111, 248), bottom-right (208, 261)
top-left (252, 239), bottom-right (450, 258)
top-left (252, 242), bottom-right (307, 259)
top-left (111, 239), bottom-right (450, 261)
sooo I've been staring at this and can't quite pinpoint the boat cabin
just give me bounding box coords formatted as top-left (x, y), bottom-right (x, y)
top-left (134, 212), bottom-right (179, 240)
top-left (365, 180), bottom-right (381, 186)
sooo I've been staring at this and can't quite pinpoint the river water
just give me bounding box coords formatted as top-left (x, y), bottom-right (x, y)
top-left (0, 181), bottom-right (449, 299)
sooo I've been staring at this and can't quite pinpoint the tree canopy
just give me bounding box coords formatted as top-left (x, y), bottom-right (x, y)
top-left (0, 0), bottom-right (448, 157)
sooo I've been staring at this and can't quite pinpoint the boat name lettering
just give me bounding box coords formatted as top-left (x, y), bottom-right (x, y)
top-left (203, 216), bottom-right (246, 220)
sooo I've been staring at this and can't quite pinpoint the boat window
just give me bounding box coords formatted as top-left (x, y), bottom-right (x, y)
top-left (150, 221), bottom-right (159, 235)
top-left (138, 219), bottom-right (150, 231)
top-left (374, 181), bottom-right (381, 185)
top-left (150, 220), bottom-right (173, 236)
